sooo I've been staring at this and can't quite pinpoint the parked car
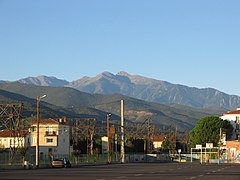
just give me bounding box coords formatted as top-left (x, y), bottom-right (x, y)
top-left (52, 158), bottom-right (71, 168)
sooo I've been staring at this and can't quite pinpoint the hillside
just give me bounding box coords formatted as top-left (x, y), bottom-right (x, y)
top-left (0, 82), bottom-right (224, 131)
top-left (0, 88), bottom-right (109, 122)
top-left (15, 71), bottom-right (240, 110)
top-left (0, 89), bottom-right (78, 118)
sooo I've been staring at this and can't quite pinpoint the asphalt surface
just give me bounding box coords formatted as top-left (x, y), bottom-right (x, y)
top-left (0, 162), bottom-right (240, 180)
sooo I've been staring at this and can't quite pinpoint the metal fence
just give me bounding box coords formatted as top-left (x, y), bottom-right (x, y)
top-left (0, 150), bottom-right (119, 168)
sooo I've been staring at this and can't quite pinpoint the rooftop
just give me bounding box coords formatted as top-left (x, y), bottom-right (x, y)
top-left (0, 130), bottom-right (29, 137)
top-left (32, 118), bottom-right (59, 125)
top-left (224, 109), bottom-right (240, 115)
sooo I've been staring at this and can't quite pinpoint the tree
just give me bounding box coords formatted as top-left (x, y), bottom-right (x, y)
top-left (189, 116), bottom-right (233, 147)
top-left (18, 146), bottom-right (28, 165)
top-left (161, 138), bottom-right (171, 152)
top-left (0, 144), bottom-right (6, 152)
top-left (161, 133), bottom-right (176, 153)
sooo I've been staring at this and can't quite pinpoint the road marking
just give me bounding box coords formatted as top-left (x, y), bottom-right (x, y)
top-left (134, 174), bottom-right (143, 176)
top-left (116, 176), bottom-right (126, 179)
top-left (199, 174), bottom-right (204, 177)
top-left (189, 177), bottom-right (196, 179)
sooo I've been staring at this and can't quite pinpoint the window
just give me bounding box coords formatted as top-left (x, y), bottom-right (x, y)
top-left (40, 152), bottom-right (44, 160)
top-left (48, 148), bottom-right (53, 155)
top-left (46, 138), bottom-right (53, 143)
top-left (33, 137), bottom-right (36, 144)
top-left (32, 126), bottom-right (36, 132)
top-left (46, 126), bottom-right (54, 135)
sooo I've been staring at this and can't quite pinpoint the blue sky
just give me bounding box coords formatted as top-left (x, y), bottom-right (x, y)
top-left (0, 0), bottom-right (240, 95)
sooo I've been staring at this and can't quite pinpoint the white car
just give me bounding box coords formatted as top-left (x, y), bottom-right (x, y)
top-left (51, 158), bottom-right (71, 168)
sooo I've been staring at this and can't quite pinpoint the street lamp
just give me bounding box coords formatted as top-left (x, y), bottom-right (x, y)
top-left (178, 149), bottom-right (181, 162)
top-left (36, 94), bottom-right (47, 168)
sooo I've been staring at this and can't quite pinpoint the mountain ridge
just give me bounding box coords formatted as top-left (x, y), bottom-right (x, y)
top-left (13, 71), bottom-right (240, 110)
top-left (18, 75), bottom-right (69, 87)
top-left (0, 81), bottom-right (224, 131)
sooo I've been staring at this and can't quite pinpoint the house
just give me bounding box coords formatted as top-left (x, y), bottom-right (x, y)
top-left (30, 118), bottom-right (71, 158)
top-left (0, 130), bottom-right (30, 149)
top-left (152, 135), bottom-right (166, 150)
top-left (226, 140), bottom-right (240, 162)
top-left (220, 108), bottom-right (240, 140)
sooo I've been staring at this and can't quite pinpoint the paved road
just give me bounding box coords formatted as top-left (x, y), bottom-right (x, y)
top-left (0, 163), bottom-right (240, 180)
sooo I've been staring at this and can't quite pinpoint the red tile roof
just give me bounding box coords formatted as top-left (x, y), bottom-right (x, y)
top-left (32, 118), bottom-right (59, 125)
top-left (224, 110), bottom-right (240, 115)
top-left (0, 130), bottom-right (29, 137)
top-left (153, 135), bottom-right (166, 141)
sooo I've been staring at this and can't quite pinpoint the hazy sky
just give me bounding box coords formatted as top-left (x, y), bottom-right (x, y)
top-left (0, 0), bottom-right (240, 95)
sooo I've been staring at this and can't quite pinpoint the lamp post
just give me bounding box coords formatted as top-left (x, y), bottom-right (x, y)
top-left (36, 94), bottom-right (47, 168)
top-left (178, 149), bottom-right (181, 162)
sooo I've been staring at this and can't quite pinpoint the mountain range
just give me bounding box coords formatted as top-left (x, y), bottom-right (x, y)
top-left (17, 71), bottom-right (240, 110)
top-left (0, 80), bottom-right (223, 132)
top-left (1, 71), bottom-right (237, 132)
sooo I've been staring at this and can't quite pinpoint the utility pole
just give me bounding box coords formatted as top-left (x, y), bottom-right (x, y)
top-left (0, 104), bottom-right (23, 160)
top-left (36, 96), bottom-right (40, 168)
top-left (107, 113), bottom-right (111, 163)
top-left (115, 133), bottom-right (118, 161)
top-left (219, 127), bottom-right (222, 145)
top-left (147, 118), bottom-right (150, 154)
top-left (120, 100), bottom-right (125, 163)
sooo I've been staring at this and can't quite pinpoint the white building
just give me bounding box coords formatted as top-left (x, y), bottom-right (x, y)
top-left (220, 108), bottom-right (240, 140)
top-left (101, 136), bottom-right (108, 154)
top-left (152, 135), bottom-right (166, 150)
top-left (0, 130), bottom-right (30, 148)
top-left (30, 118), bottom-right (71, 158)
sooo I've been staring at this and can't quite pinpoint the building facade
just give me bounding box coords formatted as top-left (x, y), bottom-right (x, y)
top-left (152, 135), bottom-right (166, 151)
top-left (226, 140), bottom-right (240, 162)
top-left (0, 130), bottom-right (30, 149)
top-left (220, 108), bottom-right (240, 140)
top-left (30, 118), bottom-right (71, 158)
